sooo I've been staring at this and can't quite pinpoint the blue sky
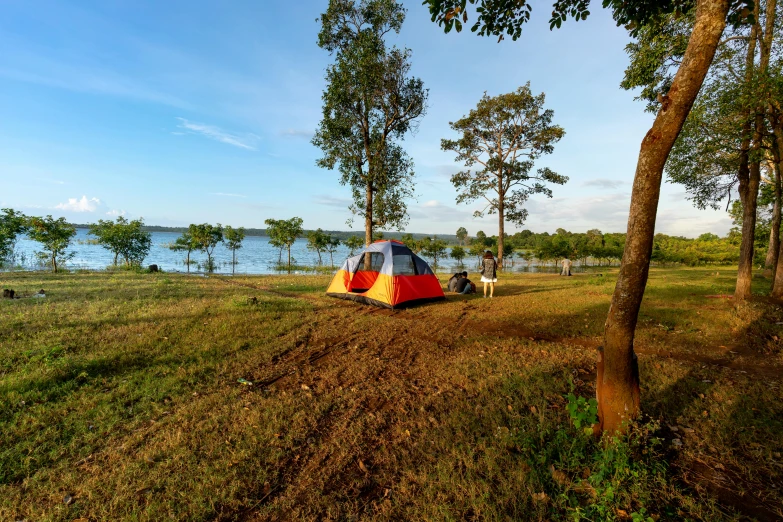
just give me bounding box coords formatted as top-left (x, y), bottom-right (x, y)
top-left (0, 0), bottom-right (732, 237)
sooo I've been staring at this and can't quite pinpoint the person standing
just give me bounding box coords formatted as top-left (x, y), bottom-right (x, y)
top-left (561, 257), bottom-right (572, 276)
top-left (480, 250), bottom-right (497, 298)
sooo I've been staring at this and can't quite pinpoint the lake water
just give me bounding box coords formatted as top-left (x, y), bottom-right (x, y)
top-left (7, 228), bottom-right (589, 275)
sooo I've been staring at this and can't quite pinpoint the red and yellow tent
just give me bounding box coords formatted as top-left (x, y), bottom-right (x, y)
top-left (326, 240), bottom-right (445, 309)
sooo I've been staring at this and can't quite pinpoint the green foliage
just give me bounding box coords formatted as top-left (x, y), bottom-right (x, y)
top-left (0, 208), bottom-right (27, 267)
top-left (88, 216), bottom-right (152, 267)
top-left (313, 0), bottom-right (427, 243)
top-left (455, 226), bottom-right (468, 245)
top-left (168, 232), bottom-right (197, 272)
top-left (224, 226), bottom-right (246, 274)
top-left (444, 84), bottom-right (567, 227)
top-left (420, 236), bottom-right (448, 266)
top-left (342, 235), bottom-right (365, 256)
top-left (400, 232), bottom-right (423, 253)
top-left (306, 228), bottom-right (330, 265)
top-left (423, 0), bottom-right (753, 41)
top-left (25, 215), bottom-right (76, 273)
top-left (265, 217), bottom-right (303, 273)
top-left (189, 223), bottom-right (223, 273)
top-left (323, 235), bottom-right (342, 267)
top-left (566, 393), bottom-right (599, 435)
top-left (449, 245), bottom-right (466, 264)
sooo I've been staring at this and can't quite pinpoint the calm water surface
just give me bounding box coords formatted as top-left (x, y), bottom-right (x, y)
top-left (9, 229), bottom-right (588, 275)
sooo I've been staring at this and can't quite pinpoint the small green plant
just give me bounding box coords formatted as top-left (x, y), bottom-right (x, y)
top-left (566, 393), bottom-right (598, 435)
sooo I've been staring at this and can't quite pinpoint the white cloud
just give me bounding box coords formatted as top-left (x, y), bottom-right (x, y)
top-left (314, 195), bottom-right (352, 208)
top-left (280, 128), bottom-right (314, 139)
top-left (176, 117), bottom-right (260, 150)
top-left (106, 209), bottom-right (126, 216)
top-left (212, 192), bottom-right (246, 198)
top-left (410, 200), bottom-right (475, 223)
top-left (55, 195), bottom-right (102, 212)
top-left (582, 178), bottom-right (625, 189)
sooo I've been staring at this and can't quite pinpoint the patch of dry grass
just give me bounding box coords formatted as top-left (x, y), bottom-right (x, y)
top-left (1, 268), bottom-right (781, 521)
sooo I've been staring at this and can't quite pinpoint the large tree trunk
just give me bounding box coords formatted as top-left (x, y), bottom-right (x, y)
top-left (770, 120), bottom-right (783, 298)
top-left (765, 156), bottom-right (781, 274)
top-left (735, 6), bottom-right (765, 301)
top-left (763, 0), bottom-right (779, 276)
top-left (598, 0), bottom-right (730, 434)
top-left (736, 160), bottom-right (761, 300)
top-left (365, 178), bottom-right (373, 247)
top-left (498, 177), bottom-right (505, 265)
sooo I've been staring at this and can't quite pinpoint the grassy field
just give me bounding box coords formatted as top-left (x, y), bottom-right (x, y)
top-left (1, 267), bottom-right (782, 521)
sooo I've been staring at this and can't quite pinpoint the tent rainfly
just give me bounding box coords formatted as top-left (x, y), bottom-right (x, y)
top-left (326, 240), bottom-right (445, 309)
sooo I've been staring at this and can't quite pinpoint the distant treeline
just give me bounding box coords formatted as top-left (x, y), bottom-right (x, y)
top-left (68, 224), bottom-right (457, 243)
top-left (463, 228), bottom-right (746, 267)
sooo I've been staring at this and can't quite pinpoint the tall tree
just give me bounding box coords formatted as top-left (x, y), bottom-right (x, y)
top-left (265, 217), bottom-right (303, 273)
top-left (625, 0), bottom-right (779, 301)
top-left (0, 208), bottom-right (27, 267)
top-left (26, 215), bottom-right (76, 273)
top-left (223, 226), bottom-right (246, 275)
top-left (189, 223), bottom-right (223, 273)
top-left (313, 0), bottom-right (428, 246)
top-left (442, 84), bottom-right (567, 264)
top-left (424, 0), bottom-right (752, 433)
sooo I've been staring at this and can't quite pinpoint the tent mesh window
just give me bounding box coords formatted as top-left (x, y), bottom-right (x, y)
top-left (356, 252), bottom-right (384, 272)
top-left (392, 255), bottom-right (417, 275)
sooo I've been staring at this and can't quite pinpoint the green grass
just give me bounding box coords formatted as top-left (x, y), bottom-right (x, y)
top-left (1, 268), bottom-right (782, 520)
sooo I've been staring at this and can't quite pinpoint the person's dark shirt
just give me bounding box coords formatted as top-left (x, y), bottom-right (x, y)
top-left (455, 276), bottom-right (470, 293)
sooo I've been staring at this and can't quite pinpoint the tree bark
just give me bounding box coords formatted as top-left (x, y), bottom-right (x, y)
top-left (365, 176), bottom-right (373, 247)
top-left (770, 120), bottom-right (783, 298)
top-left (765, 155), bottom-right (781, 274)
top-left (498, 174), bottom-right (505, 265)
top-left (736, 159), bottom-right (761, 300)
top-left (763, 0), bottom-right (779, 275)
top-left (599, 0), bottom-right (730, 434)
top-left (735, 5), bottom-right (764, 301)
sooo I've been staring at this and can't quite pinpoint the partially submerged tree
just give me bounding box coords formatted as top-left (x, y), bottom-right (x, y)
top-left (313, 0), bottom-right (428, 246)
top-left (26, 215), bottom-right (76, 273)
top-left (189, 223), bottom-right (223, 273)
top-left (265, 217), bottom-right (303, 273)
top-left (421, 236), bottom-right (448, 267)
top-left (442, 84), bottom-right (567, 264)
top-left (223, 226), bottom-right (246, 275)
top-left (89, 216), bottom-right (152, 267)
top-left (168, 232), bottom-right (197, 273)
top-left (0, 208), bottom-right (27, 267)
top-left (307, 228), bottom-right (330, 265)
top-left (324, 235), bottom-right (342, 267)
top-left (450, 245), bottom-right (466, 265)
top-left (424, 0), bottom-right (753, 433)
top-left (456, 226), bottom-right (469, 245)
